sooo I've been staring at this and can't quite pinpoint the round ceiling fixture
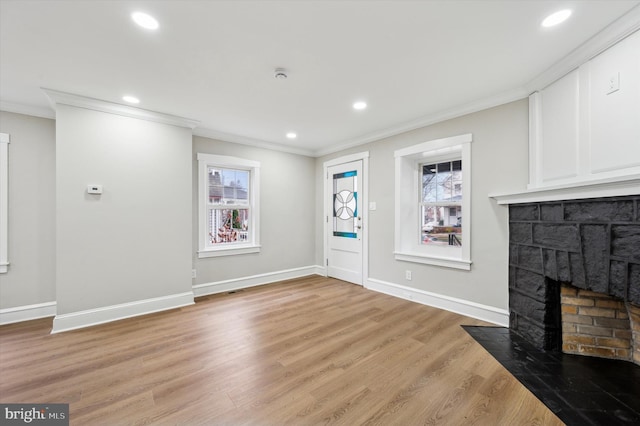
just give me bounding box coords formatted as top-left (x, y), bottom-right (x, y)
top-left (274, 68), bottom-right (288, 79)
top-left (122, 95), bottom-right (140, 104)
top-left (132, 12), bottom-right (159, 30)
top-left (286, 132), bottom-right (297, 139)
top-left (353, 101), bottom-right (367, 110)
top-left (541, 9), bottom-right (572, 28)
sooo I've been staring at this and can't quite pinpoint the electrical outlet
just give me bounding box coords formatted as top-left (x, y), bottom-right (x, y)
top-left (191, 269), bottom-right (197, 279)
top-left (405, 270), bottom-right (412, 280)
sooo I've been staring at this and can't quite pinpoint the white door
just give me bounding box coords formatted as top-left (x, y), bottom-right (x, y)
top-left (327, 160), bottom-right (363, 285)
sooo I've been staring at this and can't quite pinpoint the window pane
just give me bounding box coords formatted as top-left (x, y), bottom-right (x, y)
top-left (451, 174), bottom-right (462, 200)
top-left (208, 208), bottom-right (249, 244)
top-left (208, 167), bottom-right (249, 205)
top-left (421, 205), bottom-right (462, 246)
top-left (437, 162), bottom-right (451, 173)
top-left (436, 162), bottom-right (452, 201)
top-left (422, 164), bottom-right (437, 202)
top-left (451, 160), bottom-right (462, 200)
top-left (421, 160), bottom-right (462, 246)
top-left (422, 161), bottom-right (463, 202)
top-left (333, 170), bottom-right (358, 238)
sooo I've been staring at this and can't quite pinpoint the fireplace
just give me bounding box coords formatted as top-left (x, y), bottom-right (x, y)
top-left (508, 195), bottom-right (640, 365)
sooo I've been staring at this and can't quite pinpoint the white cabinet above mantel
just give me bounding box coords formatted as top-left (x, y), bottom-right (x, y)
top-left (528, 30), bottom-right (640, 192)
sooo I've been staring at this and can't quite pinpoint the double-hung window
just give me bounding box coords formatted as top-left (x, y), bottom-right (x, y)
top-left (421, 160), bottom-right (463, 246)
top-left (197, 153), bottom-right (260, 258)
top-left (394, 133), bottom-right (471, 270)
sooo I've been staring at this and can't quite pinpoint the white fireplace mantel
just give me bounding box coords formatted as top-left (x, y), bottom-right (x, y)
top-left (489, 174), bottom-right (640, 205)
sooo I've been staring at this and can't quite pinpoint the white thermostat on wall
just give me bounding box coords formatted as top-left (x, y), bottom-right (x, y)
top-left (87, 185), bottom-right (103, 194)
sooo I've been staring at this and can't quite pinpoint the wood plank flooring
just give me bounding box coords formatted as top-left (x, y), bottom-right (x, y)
top-left (0, 276), bottom-right (563, 425)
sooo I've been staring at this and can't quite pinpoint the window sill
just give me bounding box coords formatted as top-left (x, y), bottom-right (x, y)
top-left (394, 252), bottom-right (471, 271)
top-left (198, 245), bottom-right (261, 258)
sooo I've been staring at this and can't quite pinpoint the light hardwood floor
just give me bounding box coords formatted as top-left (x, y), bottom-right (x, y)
top-left (0, 276), bottom-right (563, 425)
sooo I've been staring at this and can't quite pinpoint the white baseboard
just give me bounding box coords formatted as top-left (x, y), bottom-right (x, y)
top-left (51, 291), bottom-right (194, 334)
top-left (0, 301), bottom-right (57, 325)
top-left (365, 278), bottom-right (509, 327)
top-left (193, 265), bottom-right (325, 297)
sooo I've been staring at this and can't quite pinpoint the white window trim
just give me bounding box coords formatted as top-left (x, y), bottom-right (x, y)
top-left (0, 133), bottom-right (9, 273)
top-left (394, 133), bottom-right (472, 270)
top-left (197, 153), bottom-right (261, 258)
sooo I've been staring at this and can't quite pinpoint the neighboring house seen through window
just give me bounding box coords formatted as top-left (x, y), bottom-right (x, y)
top-left (421, 160), bottom-right (463, 247)
top-left (197, 153), bottom-right (260, 258)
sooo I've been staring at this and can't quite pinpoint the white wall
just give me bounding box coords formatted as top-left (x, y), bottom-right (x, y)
top-left (531, 30), bottom-right (640, 188)
top-left (192, 136), bottom-right (317, 291)
top-left (55, 105), bottom-right (193, 318)
top-left (0, 112), bottom-right (56, 309)
top-left (316, 100), bottom-right (529, 311)
top-left (589, 30), bottom-right (640, 174)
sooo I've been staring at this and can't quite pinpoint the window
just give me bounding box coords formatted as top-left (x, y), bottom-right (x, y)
top-left (0, 133), bottom-right (8, 273)
top-left (421, 160), bottom-right (462, 247)
top-left (394, 134), bottom-right (471, 270)
top-left (197, 153), bottom-right (260, 258)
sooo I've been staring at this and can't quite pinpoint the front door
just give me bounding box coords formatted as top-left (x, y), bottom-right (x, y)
top-left (327, 160), bottom-right (363, 285)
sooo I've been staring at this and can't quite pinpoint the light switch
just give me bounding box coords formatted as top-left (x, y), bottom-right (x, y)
top-left (369, 202), bottom-right (377, 211)
top-left (87, 185), bottom-right (103, 194)
top-left (607, 72), bottom-right (620, 94)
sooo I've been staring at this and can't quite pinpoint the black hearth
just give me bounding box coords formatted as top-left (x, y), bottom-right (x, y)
top-left (464, 326), bottom-right (640, 425)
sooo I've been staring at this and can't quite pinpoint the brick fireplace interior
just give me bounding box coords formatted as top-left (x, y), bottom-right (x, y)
top-left (508, 195), bottom-right (640, 365)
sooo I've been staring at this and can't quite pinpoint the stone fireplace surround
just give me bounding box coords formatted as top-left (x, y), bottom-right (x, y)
top-left (508, 195), bottom-right (640, 362)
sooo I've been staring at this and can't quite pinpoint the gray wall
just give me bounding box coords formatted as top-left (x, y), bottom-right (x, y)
top-left (0, 111), bottom-right (317, 314)
top-left (0, 111), bottom-right (56, 309)
top-left (315, 100), bottom-right (530, 309)
top-left (55, 105), bottom-right (193, 314)
top-left (192, 136), bottom-right (317, 284)
top-left (1, 99), bottom-right (528, 319)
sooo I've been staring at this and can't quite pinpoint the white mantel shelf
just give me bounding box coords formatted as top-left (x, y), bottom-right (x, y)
top-left (489, 175), bottom-right (640, 205)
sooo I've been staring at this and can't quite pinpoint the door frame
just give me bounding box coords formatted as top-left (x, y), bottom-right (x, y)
top-left (323, 151), bottom-right (369, 285)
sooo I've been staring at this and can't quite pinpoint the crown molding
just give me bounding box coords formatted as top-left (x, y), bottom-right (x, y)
top-left (525, 5), bottom-right (640, 92)
top-left (314, 87), bottom-right (528, 158)
top-left (0, 100), bottom-right (55, 120)
top-left (42, 88), bottom-right (200, 129)
top-left (193, 127), bottom-right (315, 157)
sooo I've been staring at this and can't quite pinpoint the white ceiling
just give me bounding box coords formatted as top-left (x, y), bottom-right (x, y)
top-left (1, 1), bottom-right (639, 156)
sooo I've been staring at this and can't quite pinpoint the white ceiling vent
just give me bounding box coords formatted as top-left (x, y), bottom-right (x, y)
top-left (274, 68), bottom-right (288, 79)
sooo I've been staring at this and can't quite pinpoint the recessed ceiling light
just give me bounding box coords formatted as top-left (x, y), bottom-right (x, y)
top-left (541, 9), bottom-right (572, 28)
top-left (286, 132), bottom-right (297, 139)
top-left (353, 101), bottom-right (367, 110)
top-left (132, 12), bottom-right (159, 30)
top-left (122, 95), bottom-right (140, 104)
